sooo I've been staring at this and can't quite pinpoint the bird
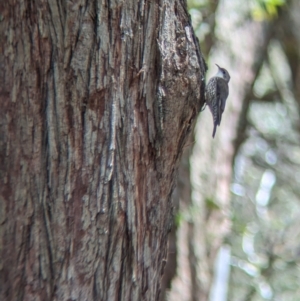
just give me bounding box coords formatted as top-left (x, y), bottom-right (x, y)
top-left (205, 64), bottom-right (230, 138)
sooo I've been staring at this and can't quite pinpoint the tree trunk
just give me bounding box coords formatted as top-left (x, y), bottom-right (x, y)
top-left (0, 1), bottom-right (206, 300)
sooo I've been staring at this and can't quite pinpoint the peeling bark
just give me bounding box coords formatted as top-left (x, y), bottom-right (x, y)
top-left (0, 1), bottom-right (206, 300)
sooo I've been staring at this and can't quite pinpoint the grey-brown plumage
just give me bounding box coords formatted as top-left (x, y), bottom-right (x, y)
top-left (205, 64), bottom-right (230, 138)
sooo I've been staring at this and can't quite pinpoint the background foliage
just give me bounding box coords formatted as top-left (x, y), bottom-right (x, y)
top-left (170, 0), bottom-right (300, 300)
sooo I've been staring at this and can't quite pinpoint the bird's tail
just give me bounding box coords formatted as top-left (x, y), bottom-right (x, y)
top-left (212, 123), bottom-right (217, 138)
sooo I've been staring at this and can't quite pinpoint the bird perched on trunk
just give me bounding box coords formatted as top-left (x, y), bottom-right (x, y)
top-left (205, 64), bottom-right (230, 138)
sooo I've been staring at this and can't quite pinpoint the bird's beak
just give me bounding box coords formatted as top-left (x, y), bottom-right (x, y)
top-left (215, 64), bottom-right (220, 69)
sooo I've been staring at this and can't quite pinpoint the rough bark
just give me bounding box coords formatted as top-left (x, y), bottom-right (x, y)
top-left (0, 1), bottom-right (206, 300)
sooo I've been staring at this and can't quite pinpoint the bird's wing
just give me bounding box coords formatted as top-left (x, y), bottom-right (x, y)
top-left (216, 78), bottom-right (229, 124)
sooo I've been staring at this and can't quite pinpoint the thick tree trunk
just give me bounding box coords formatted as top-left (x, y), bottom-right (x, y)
top-left (0, 1), bottom-right (206, 300)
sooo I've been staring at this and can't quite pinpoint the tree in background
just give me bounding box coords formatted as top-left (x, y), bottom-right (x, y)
top-left (165, 0), bottom-right (300, 301)
top-left (229, 1), bottom-right (300, 300)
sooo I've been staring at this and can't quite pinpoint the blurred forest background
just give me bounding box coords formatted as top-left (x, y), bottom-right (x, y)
top-left (161, 0), bottom-right (300, 300)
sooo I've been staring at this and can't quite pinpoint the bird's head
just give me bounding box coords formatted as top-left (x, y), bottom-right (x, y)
top-left (215, 64), bottom-right (230, 83)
